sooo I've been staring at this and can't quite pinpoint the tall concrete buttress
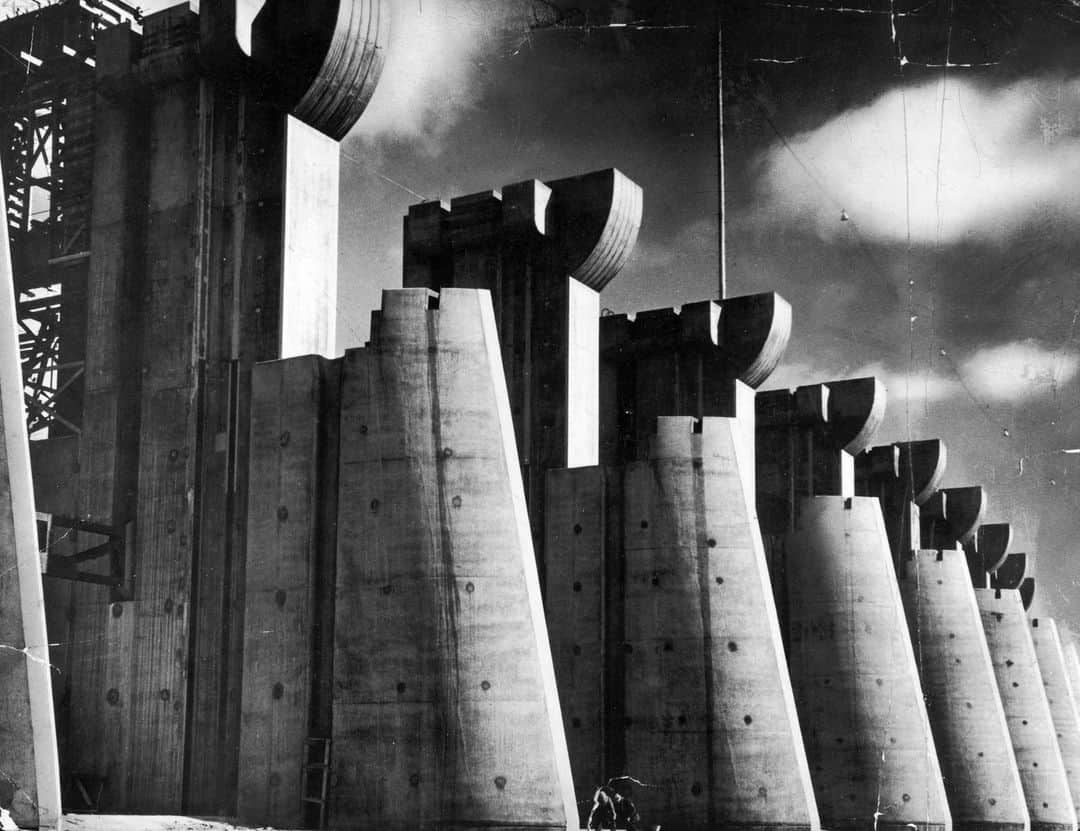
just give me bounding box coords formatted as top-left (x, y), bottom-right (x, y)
top-left (979, 590), bottom-right (1077, 831)
top-left (326, 288), bottom-right (576, 831)
top-left (402, 170), bottom-right (643, 578)
top-left (545, 299), bottom-right (819, 831)
top-left (859, 443), bottom-right (1029, 831)
top-left (1031, 618), bottom-right (1080, 819)
top-left (900, 549), bottom-right (1028, 831)
top-left (0, 165), bottom-right (63, 829)
top-left (26, 1), bottom-right (387, 814)
top-left (759, 380), bottom-right (952, 831)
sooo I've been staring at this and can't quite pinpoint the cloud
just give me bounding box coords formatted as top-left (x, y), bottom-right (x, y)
top-left (349, 0), bottom-right (549, 150)
top-left (753, 76), bottom-right (1080, 245)
top-left (959, 340), bottom-right (1079, 402)
top-left (767, 359), bottom-right (960, 404)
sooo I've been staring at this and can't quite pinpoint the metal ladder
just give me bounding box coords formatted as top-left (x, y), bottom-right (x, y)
top-left (301, 736), bottom-right (332, 829)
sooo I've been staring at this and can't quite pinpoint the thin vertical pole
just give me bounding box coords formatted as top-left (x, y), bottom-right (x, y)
top-left (717, 5), bottom-right (727, 300)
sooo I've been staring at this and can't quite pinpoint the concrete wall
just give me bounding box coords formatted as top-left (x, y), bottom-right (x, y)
top-left (786, 496), bottom-right (951, 831)
top-left (237, 356), bottom-right (341, 828)
top-left (977, 589), bottom-right (1076, 831)
top-left (900, 549), bottom-right (1028, 831)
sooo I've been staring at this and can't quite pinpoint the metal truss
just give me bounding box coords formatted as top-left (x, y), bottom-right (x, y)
top-left (0, 0), bottom-right (139, 437)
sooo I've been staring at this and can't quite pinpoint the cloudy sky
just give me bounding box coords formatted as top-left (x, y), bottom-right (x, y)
top-left (133, 1), bottom-right (1080, 629)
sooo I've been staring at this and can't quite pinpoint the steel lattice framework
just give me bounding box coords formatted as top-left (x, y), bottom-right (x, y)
top-left (0, 0), bottom-right (139, 437)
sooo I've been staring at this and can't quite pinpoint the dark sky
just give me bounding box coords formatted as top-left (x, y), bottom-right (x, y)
top-left (149, 0), bottom-right (1080, 633)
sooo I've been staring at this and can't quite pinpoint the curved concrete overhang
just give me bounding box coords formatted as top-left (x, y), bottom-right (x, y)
top-left (247, 0), bottom-right (389, 140)
top-left (897, 439), bottom-right (947, 506)
top-left (992, 552), bottom-right (1028, 590)
top-left (718, 293), bottom-right (792, 388)
top-left (978, 523), bottom-right (1013, 573)
top-left (822, 377), bottom-right (886, 455)
top-left (547, 168), bottom-right (643, 292)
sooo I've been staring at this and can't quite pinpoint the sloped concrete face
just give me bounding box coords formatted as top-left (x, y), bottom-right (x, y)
top-left (616, 404), bottom-right (819, 831)
top-left (977, 590), bottom-right (1077, 831)
top-left (1065, 645), bottom-right (1080, 714)
top-left (0, 169), bottom-right (62, 830)
top-left (329, 288), bottom-right (576, 831)
top-left (900, 549), bottom-right (1028, 831)
top-left (785, 496), bottom-right (951, 831)
top-left (1031, 619), bottom-right (1080, 820)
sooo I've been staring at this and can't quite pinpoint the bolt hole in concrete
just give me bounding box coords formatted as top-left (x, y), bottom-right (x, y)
top-left (494, 776), bottom-right (507, 790)
top-left (452, 495), bottom-right (463, 508)
top-left (574, 523), bottom-right (583, 535)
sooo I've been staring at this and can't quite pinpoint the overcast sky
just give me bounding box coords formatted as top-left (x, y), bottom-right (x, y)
top-left (130, 0), bottom-right (1080, 632)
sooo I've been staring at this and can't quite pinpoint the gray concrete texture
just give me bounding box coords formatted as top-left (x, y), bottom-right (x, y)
top-left (785, 496), bottom-right (951, 831)
top-left (900, 549), bottom-right (1028, 831)
top-left (326, 288), bottom-right (575, 831)
top-left (1031, 619), bottom-right (1080, 820)
top-left (977, 590), bottom-right (1077, 831)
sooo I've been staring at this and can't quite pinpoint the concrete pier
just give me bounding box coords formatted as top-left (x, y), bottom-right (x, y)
top-left (0, 164), bottom-right (63, 830)
top-left (617, 408), bottom-right (818, 831)
top-left (328, 288), bottom-right (575, 831)
top-left (786, 496), bottom-right (951, 831)
top-left (978, 590), bottom-right (1077, 831)
top-left (900, 548), bottom-right (1028, 831)
top-left (1031, 619), bottom-right (1080, 819)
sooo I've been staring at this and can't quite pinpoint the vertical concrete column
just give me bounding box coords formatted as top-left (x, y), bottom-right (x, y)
top-left (238, 356), bottom-right (341, 828)
top-left (59, 20), bottom-right (145, 809)
top-left (29, 1), bottom-right (387, 814)
top-left (1032, 619), bottom-right (1080, 818)
top-left (0, 162), bottom-right (63, 830)
top-left (617, 403), bottom-right (819, 831)
top-left (544, 466), bottom-right (621, 818)
top-left (403, 170), bottom-right (643, 575)
top-left (978, 589), bottom-right (1076, 831)
top-left (786, 496), bottom-right (951, 831)
top-left (900, 549), bottom-right (1028, 831)
top-left (330, 288), bottom-right (575, 831)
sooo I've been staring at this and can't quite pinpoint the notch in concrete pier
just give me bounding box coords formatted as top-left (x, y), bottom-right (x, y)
top-left (599, 292), bottom-right (792, 465)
